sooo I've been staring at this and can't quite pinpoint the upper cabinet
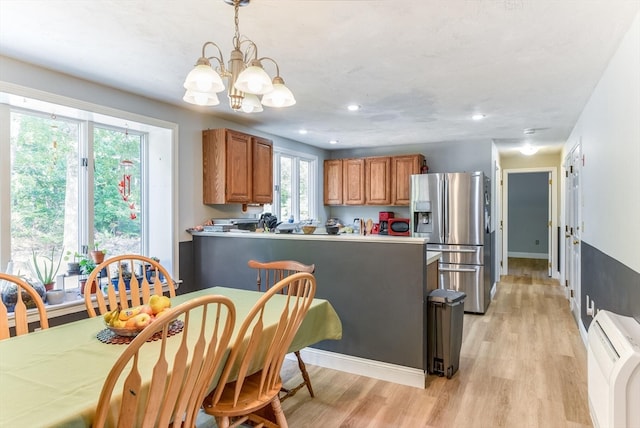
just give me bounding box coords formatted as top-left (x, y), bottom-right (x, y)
top-left (365, 156), bottom-right (391, 205)
top-left (391, 154), bottom-right (424, 205)
top-left (202, 129), bottom-right (273, 205)
top-left (323, 159), bottom-right (343, 205)
top-left (324, 154), bottom-right (424, 206)
top-left (343, 158), bottom-right (366, 205)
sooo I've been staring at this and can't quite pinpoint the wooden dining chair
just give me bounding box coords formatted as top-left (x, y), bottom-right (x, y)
top-left (0, 273), bottom-right (49, 340)
top-left (247, 259), bottom-right (316, 400)
top-left (93, 294), bottom-right (236, 428)
top-left (84, 254), bottom-right (176, 318)
top-left (202, 272), bottom-right (316, 428)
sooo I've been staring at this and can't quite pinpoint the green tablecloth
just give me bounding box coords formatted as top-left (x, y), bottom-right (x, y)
top-left (0, 286), bottom-right (342, 427)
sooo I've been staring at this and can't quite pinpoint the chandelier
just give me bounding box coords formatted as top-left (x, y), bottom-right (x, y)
top-left (182, 0), bottom-right (295, 113)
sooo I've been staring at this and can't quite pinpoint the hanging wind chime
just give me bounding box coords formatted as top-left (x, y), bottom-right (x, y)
top-left (118, 159), bottom-right (137, 220)
top-left (117, 128), bottom-right (137, 220)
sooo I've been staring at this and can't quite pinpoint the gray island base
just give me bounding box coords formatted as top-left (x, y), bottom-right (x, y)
top-left (192, 232), bottom-right (440, 388)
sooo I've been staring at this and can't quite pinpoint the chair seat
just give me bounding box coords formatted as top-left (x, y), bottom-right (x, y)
top-left (204, 371), bottom-right (283, 417)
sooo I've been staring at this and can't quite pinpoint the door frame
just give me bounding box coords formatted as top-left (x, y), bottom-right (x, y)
top-left (502, 167), bottom-right (558, 278)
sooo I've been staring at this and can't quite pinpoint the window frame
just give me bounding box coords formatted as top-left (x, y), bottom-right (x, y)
top-left (0, 86), bottom-right (178, 279)
top-left (271, 147), bottom-right (318, 223)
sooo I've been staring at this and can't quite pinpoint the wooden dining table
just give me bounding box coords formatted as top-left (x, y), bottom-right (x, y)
top-left (0, 286), bottom-right (342, 427)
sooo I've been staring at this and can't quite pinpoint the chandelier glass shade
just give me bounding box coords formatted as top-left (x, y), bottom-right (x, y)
top-left (182, 0), bottom-right (295, 113)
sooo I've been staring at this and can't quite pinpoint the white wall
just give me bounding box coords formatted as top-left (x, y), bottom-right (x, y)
top-left (563, 12), bottom-right (640, 273)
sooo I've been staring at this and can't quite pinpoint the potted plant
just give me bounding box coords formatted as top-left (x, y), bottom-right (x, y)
top-left (111, 262), bottom-right (139, 291)
top-left (78, 256), bottom-right (97, 295)
top-left (64, 251), bottom-right (83, 275)
top-left (90, 243), bottom-right (107, 264)
top-left (144, 256), bottom-right (163, 283)
top-left (31, 248), bottom-right (63, 291)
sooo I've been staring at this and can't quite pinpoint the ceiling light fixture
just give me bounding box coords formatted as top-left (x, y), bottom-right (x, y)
top-left (329, 140), bottom-right (338, 145)
top-left (520, 144), bottom-right (538, 156)
top-left (182, 0), bottom-right (295, 113)
top-left (472, 114), bottom-right (485, 120)
top-left (347, 104), bottom-right (361, 111)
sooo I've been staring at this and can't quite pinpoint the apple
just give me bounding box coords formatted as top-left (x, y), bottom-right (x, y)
top-left (125, 313), bottom-right (152, 329)
top-left (140, 305), bottom-right (153, 316)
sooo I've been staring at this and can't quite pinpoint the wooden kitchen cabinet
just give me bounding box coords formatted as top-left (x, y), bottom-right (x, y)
top-left (365, 156), bottom-right (391, 205)
top-left (323, 153), bottom-right (425, 206)
top-left (323, 159), bottom-right (343, 205)
top-left (202, 128), bottom-right (273, 205)
top-left (342, 158), bottom-right (365, 205)
top-left (391, 154), bottom-right (425, 205)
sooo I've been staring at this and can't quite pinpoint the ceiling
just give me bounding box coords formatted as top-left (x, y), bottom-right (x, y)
top-left (1, 1), bottom-right (638, 155)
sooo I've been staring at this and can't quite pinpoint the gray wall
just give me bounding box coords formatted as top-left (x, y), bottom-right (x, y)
top-left (507, 172), bottom-right (548, 256)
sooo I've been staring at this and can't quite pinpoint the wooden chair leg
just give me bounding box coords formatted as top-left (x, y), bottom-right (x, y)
top-left (271, 397), bottom-right (288, 428)
top-left (279, 351), bottom-right (315, 401)
top-left (295, 351), bottom-right (315, 397)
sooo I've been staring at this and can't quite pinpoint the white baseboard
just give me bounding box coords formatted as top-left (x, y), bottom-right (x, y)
top-left (287, 348), bottom-right (426, 389)
top-left (491, 282), bottom-right (497, 300)
top-left (508, 251), bottom-right (548, 259)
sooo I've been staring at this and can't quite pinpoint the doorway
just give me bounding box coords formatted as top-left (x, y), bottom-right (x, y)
top-left (502, 168), bottom-right (557, 278)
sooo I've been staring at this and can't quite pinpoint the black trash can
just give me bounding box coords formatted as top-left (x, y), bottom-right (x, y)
top-left (427, 289), bottom-right (466, 379)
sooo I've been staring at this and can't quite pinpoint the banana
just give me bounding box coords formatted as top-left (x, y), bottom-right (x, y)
top-left (118, 305), bottom-right (143, 321)
top-left (103, 307), bottom-right (119, 325)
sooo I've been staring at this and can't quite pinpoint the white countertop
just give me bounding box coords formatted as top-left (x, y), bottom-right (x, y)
top-left (191, 230), bottom-right (429, 245)
top-left (426, 251), bottom-right (441, 265)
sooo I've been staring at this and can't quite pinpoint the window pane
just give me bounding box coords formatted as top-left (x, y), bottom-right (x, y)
top-left (279, 156), bottom-right (292, 220)
top-left (93, 128), bottom-right (142, 255)
top-left (299, 160), bottom-right (311, 220)
top-left (10, 112), bottom-right (79, 279)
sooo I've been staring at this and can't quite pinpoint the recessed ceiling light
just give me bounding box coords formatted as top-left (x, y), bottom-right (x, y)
top-left (520, 144), bottom-right (538, 156)
top-left (347, 104), bottom-right (360, 112)
top-left (471, 114), bottom-right (485, 120)
top-left (329, 140), bottom-right (338, 145)
top-left (523, 128), bottom-right (536, 135)
top-left (298, 129), bottom-right (308, 135)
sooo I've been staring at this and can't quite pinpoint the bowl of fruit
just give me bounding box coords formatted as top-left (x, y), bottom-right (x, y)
top-left (103, 295), bottom-right (172, 337)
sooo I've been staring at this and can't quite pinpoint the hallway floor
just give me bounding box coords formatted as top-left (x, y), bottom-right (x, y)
top-left (280, 258), bottom-right (591, 427)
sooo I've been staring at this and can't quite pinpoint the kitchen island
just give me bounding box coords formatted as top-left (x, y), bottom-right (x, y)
top-left (191, 231), bottom-right (440, 388)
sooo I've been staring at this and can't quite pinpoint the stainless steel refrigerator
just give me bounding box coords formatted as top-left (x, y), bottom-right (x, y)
top-left (410, 172), bottom-right (491, 313)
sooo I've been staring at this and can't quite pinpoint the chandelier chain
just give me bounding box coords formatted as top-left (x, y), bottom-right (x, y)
top-left (233, 1), bottom-right (241, 49)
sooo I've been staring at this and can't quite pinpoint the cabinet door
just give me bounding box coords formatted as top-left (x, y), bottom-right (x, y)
top-left (365, 156), bottom-right (391, 205)
top-left (392, 154), bottom-right (424, 205)
top-left (252, 136), bottom-right (273, 204)
top-left (202, 129), bottom-right (227, 204)
top-left (343, 158), bottom-right (365, 205)
top-left (323, 159), bottom-right (343, 205)
top-left (225, 130), bottom-right (252, 203)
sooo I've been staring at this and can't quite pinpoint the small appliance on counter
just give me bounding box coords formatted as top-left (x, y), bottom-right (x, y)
top-left (388, 218), bottom-right (410, 236)
top-left (378, 211), bottom-right (394, 235)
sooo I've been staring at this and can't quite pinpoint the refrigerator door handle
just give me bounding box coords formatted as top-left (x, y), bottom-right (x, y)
top-left (442, 176), bottom-right (448, 242)
top-left (439, 267), bottom-right (477, 273)
top-left (437, 248), bottom-right (477, 253)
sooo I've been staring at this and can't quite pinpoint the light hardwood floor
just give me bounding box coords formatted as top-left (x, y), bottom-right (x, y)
top-left (280, 258), bottom-right (591, 427)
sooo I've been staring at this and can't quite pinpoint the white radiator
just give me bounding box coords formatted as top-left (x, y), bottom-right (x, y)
top-left (587, 310), bottom-right (640, 428)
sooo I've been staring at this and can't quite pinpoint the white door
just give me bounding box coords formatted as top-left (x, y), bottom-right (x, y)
top-left (564, 143), bottom-right (582, 319)
top-left (496, 163), bottom-right (503, 278)
top-left (547, 172), bottom-right (553, 277)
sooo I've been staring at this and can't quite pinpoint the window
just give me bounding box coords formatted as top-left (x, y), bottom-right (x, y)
top-left (0, 92), bottom-right (177, 285)
top-left (265, 148), bottom-right (317, 223)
